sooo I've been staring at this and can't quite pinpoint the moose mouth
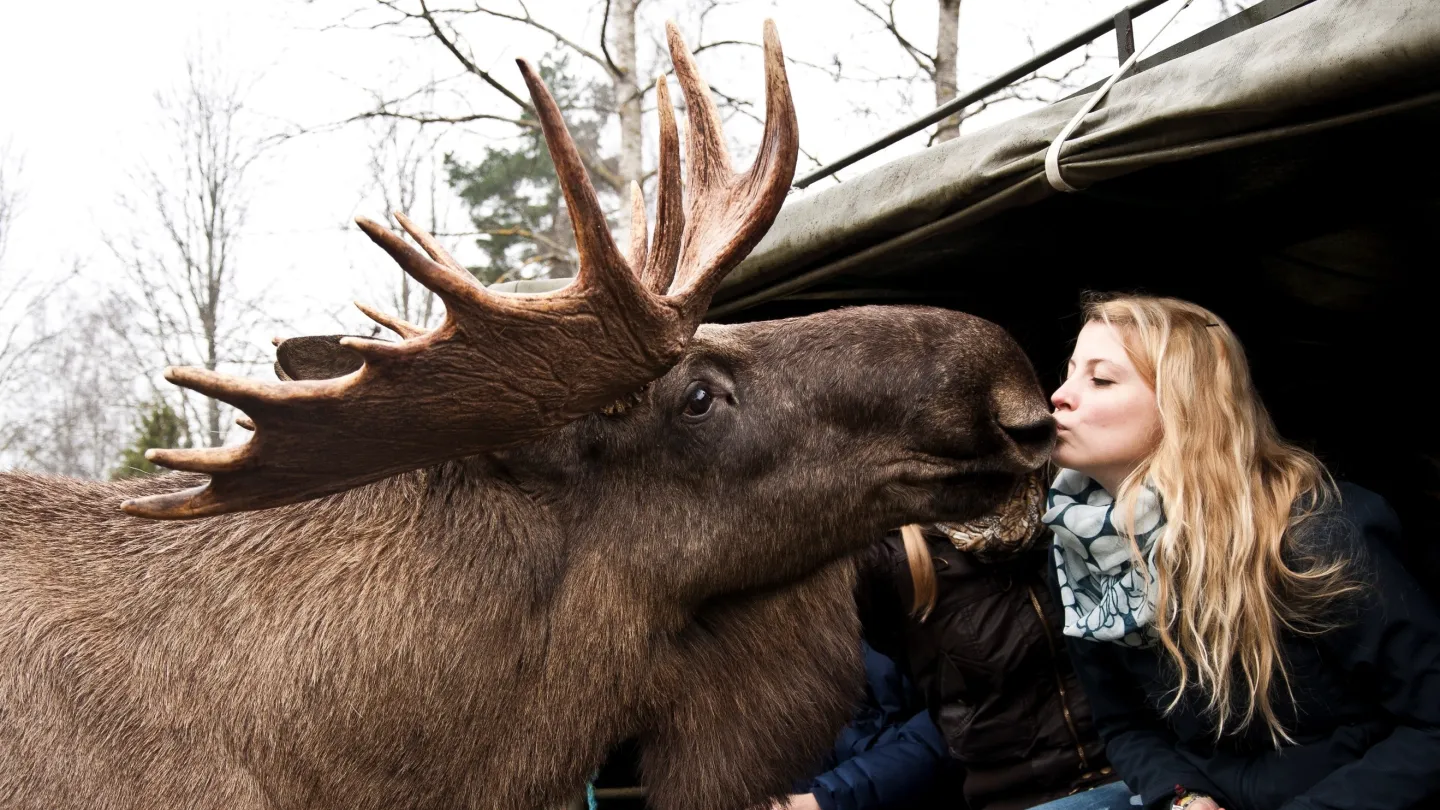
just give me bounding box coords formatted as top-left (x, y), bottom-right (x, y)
top-left (932, 470), bottom-right (1047, 559)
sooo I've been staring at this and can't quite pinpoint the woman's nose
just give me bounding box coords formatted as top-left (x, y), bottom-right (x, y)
top-left (1051, 381), bottom-right (1075, 411)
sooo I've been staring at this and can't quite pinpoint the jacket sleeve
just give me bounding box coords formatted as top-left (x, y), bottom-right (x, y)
top-left (807, 709), bottom-right (946, 810)
top-left (1064, 634), bottom-right (1224, 810)
top-left (1276, 489), bottom-right (1440, 810)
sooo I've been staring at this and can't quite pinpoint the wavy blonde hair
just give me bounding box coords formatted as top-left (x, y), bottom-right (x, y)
top-left (1087, 293), bottom-right (1358, 743)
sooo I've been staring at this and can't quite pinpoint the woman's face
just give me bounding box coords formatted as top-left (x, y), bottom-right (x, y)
top-left (1050, 321), bottom-right (1161, 492)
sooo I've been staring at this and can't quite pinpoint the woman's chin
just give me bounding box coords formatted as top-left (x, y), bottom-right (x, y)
top-left (1049, 448), bottom-right (1077, 471)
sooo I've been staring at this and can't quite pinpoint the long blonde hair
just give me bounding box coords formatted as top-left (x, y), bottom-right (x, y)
top-left (1087, 293), bottom-right (1358, 743)
top-left (900, 525), bottom-right (937, 620)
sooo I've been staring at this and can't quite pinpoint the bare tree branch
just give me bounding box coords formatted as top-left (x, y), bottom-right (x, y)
top-left (850, 0), bottom-right (936, 77)
top-left (410, 0), bottom-right (535, 110)
top-left (347, 108), bottom-right (536, 128)
top-left (599, 0), bottom-right (623, 77)
top-left (689, 39), bottom-right (847, 78)
top-left (463, 0), bottom-right (616, 76)
top-left (372, 2), bottom-right (633, 191)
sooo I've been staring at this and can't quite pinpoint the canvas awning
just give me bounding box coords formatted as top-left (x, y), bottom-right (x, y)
top-left (710, 0), bottom-right (1440, 315)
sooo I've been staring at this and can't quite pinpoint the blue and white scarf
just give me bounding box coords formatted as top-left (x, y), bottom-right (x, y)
top-left (1043, 469), bottom-right (1166, 648)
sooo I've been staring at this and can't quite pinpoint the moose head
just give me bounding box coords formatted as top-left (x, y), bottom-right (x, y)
top-left (0, 20), bottom-right (1052, 810)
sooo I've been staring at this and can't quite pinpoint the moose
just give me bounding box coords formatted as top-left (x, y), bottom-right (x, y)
top-left (0, 20), bottom-right (1054, 810)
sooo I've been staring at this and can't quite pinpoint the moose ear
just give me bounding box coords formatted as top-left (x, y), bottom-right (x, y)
top-left (274, 335), bottom-right (372, 381)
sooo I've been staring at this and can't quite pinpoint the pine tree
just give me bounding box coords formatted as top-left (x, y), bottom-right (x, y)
top-left (111, 400), bottom-right (190, 480)
top-left (445, 56), bottom-right (617, 284)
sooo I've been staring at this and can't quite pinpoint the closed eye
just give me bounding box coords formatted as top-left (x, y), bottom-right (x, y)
top-left (1091, 377), bottom-right (1115, 387)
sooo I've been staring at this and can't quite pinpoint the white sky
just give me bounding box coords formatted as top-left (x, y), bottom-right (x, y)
top-left (0, 0), bottom-right (1244, 342)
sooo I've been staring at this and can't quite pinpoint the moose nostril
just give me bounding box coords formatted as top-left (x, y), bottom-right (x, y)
top-left (1002, 418), bottom-right (1057, 451)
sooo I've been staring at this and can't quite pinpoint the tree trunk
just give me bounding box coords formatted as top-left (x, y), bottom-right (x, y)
top-left (612, 0), bottom-right (643, 208)
top-left (933, 0), bottom-right (962, 143)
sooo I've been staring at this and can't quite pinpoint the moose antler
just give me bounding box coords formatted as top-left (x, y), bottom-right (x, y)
top-left (123, 20), bottom-right (797, 519)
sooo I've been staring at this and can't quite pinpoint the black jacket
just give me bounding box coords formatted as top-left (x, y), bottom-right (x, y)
top-left (863, 531), bottom-right (1116, 810)
top-left (1062, 484), bottom-right (1440, 810)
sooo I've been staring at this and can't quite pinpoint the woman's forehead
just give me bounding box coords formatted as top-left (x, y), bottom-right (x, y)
top-left (1070, 321), bottom-right (1135, 367)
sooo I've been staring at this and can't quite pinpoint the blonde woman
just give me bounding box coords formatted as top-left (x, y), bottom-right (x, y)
top-left (1029, 294), bottom-right (1440, 810)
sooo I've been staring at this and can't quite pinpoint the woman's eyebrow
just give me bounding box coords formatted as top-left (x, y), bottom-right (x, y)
top-left (1092, 358), bottom-right (1127, 375)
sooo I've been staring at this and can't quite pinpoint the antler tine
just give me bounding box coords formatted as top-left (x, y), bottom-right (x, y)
top-left (123, 483), bottom-right (214, 520)
top-left (751, 20), bottom-right (800, 201)
top-left (642, 75), bottom-right (683, 296)
top-left (665, 21), bottom-right (731, 192)
top-left (663, 19), bottom-right (798, 304)
top-left (354, 217), bottom-right (494, 311)
top-left (355, 301), bottom-right (427, 340)
top-left (392, 211), bottom-right (470, 277)
top-left (163, 365), bottom-right (272, 414)
top-left (627, 181), bottom-right (649, 273)
top-left (145, 443), bottom-right (252, 476)
top-left (516, 59), bottom-right (643, 299)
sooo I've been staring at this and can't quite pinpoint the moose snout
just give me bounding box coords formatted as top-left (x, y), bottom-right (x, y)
top-left (997, 412), bottom-right (1057, 470)
top-left (991, 379), bottom-right (1056, 471)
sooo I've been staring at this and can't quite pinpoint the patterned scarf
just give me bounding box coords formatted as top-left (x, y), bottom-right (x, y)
top-left (1043, 469), bottom-right (1166, 648)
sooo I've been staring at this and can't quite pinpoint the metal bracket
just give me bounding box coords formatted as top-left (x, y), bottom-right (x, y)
top-left (1115, 8), bottom-right (1137, 65)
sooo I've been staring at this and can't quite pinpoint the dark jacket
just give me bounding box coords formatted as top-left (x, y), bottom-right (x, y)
top-left (804, 641), bottom-right (950, 810)
top-left (1063, 484), bottom-right (1440, 810)
top-left (862, 530), bottom-right (1117, 810)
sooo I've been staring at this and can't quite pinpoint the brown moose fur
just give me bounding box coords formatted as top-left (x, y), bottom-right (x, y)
top-left (0, 305), bottom-right (1053, 810)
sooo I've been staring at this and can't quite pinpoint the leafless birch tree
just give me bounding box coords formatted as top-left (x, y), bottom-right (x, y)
top-left (107, 56), bottom-right (271, 450)
top-left (849, 0), bottom-right (1102, 144)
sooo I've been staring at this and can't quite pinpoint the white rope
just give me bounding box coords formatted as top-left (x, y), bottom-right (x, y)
top-left (1046, 0), bottom-right (1195, 193)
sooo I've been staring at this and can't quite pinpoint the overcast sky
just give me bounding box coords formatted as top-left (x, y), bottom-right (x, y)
top-left (0, 0), bottom-right (1245, 340)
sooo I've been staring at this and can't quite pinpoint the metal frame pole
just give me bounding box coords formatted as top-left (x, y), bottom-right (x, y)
top-left (792, 0), bottom-right (1173, 189)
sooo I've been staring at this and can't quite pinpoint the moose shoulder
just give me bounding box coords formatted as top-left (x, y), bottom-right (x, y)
top-left (0, 20), bottom-right (1053, 810)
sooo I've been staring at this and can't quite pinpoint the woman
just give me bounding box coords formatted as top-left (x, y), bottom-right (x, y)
top-left (1032, 294), bottom-right (1440, 810)
top-left (857, 506), bottom-right (1119, 810)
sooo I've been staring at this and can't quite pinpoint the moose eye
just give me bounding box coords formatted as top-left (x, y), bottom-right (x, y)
top-left (681, 382), bottom-right (716, 421)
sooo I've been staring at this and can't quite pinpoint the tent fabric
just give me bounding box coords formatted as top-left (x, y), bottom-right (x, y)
top-left (709, 0), bottom-right (1440, 314)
